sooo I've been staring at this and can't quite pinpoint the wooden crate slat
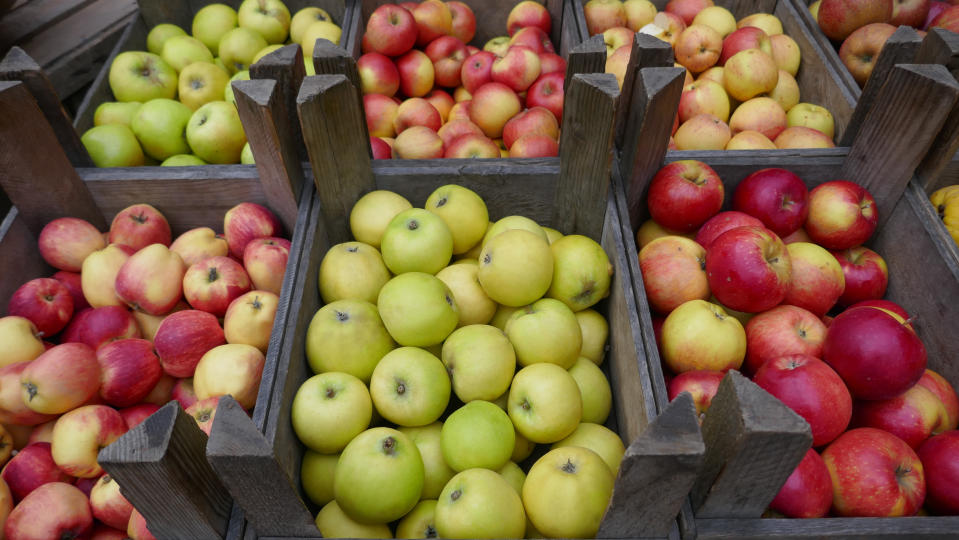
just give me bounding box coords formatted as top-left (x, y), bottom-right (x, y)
top-left (916, 29), bottom-right (959, 192)
top-left (250, 43), bottom-right (308, 164)
top-left (565, 33), bottom-right (606, 80)
top-left (614, 33), bottom-right (674, 150)
top-left (17, 0), bottom-right (136, 68)
top-left (695, 516), bottom-right (959, 540)
top-left (0, 0), bottom-right (92, 52)
top-left (0, 208), bottom-right (52, 308)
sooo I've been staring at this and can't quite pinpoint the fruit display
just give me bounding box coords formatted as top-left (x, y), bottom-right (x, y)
top-left (587, 0), bottom-right (839, 150)
top-left (0, 201), bottom-right (290, 538)
top-left (358, 1), bottom-right (567, 159)
top-left (80, 0), bottom-right (343, 167)
top-left (642, 159), bottom-right (959, 518)
top-left (931, 184), bottom-right (959, 245)
top-left (291, 184), bottom-right (624, 537)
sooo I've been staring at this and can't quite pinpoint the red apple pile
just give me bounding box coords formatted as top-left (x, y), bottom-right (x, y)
top-left (359, 1), bottom-right (566, 159)
top-left (640, 160), bottom-right (959, 518)
top-left (0, 202), bottom-right (290, 538)
top-left (588, 0), bottom-right (838, 150)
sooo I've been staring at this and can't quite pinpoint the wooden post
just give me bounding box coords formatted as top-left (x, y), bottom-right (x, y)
top-left (915, 28), bottom-right (959, 190)
top-left (0, 47), bottom-right (92, 167)
top-left (620, 67), bottom-right (686, 231)
top-left (841, 64), bottom-right (959, 227)
top-left (598, 392), bottom-right (704, 539)
top-left (0, 81), bottom-right (105, 234)
top-left (555, 73), bottom-right (620, 240)
top-left (565, 34), bottom-right (606, 80)
top-left (233, 79), bottom-right (302, 233)
top-left (690, 371), bottom-right (812, 519)
top-left (297, 74), bottom-right (374, 245)
top-left (98, 402), bottom-right (233, 540)
top-left (311, 39), bottom-right (362, 91)
top-left (614, 34), bottom-right (674, 149)
top-left (250, 43), bottom-right (308, 163)
top-left (839, 26), bottom-right (923, 147)
top-left (206, 396), bottom-right (319, 538)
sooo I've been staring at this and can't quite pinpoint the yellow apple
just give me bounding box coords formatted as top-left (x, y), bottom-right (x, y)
top-left (435, 262), bottom-right (496, 326)
top-left (305, 299), bottom-right (396, 382)
top-left (477, 229), bottom-right (553, 306)
top-left (318, 242), bottom-right (391, 305)
top-left (350, 190), bottom-right (413, 248)
top-left (424, 185), bottom-right (489, 254)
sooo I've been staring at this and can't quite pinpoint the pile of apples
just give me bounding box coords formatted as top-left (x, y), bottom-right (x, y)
top-left (931, 184), bottom-right (959, 245)
top-left (638, 160), bottom-right (959, 518)
top-left (0, 201), bottom-right (290, 539)
top-left (80, 0), bottom-right (343, 168)
top-left (588, 0), bottom-right (837, 150)
top-left (810, 0), bottom-right (955, 88)
top-left (291, 185), bottom-right (620, 538)
top-left (359, 1), bottom-right (567, 159)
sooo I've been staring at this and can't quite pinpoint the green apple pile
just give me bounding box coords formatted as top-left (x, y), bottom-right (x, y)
top-left (291, 185), bottom-right (623, 538)
top-left (80, 0), bottom-right (342, 168)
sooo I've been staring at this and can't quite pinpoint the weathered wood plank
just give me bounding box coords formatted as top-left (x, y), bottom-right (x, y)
top-left (565, 33), bottom-right (606, 80)
top-left (310, 38), bottom-right (361, 93)
top-left (615, 33), bottom-right (674, 149)
top-left (695, 515), bottom-right (959, 540)
top-left (250, 43), bottom-right (308, 164)
top-left (916, 29), bottom-right (959, 193)
top-left (0, 209), bottom-right (53, 308)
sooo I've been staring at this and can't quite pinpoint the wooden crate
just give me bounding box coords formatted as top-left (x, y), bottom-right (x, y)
top-left (614, 54), bottom-right (959, 538)
top-left (200, 67), bottom-right (708, 539)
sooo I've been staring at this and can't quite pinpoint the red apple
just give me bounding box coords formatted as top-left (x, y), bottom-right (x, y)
top-left (706, 226), bottom-right (792, 313)
top-left (27, 420), bottom-right (56, 445)
top-left (508, 0), bottom-right (552, 35)
top-left (364, 4), bottom-right (417, 57)
top-left (51, 405), bottom-right (126, 478)
top-left (509, 134), bottom-right (560, 157)
top-left (182, 256), bottom-right (251, 317)
top-left (61, 306), bottom-right (141, 350)
top-left (358, 52), bottom-right (401, 96)
top-left (119, 403), bottom-right (160, 429)
top-left (538, 53), bottom-right (566, 75)
top-left (805, 180), bottom-right (878, 250)
top-left (526, 71), bottom-right (565, 123)
top-left (491, 46), bottom-right (541, 92)
top-left (469, 82), bottom-right (522, 139)
top-left (822, 427), bottom-right (924, 517)
top-left (108, 204), bottom-right (171, 250)
top-left (639, 236), bottom-right (710, 314)
top-left (20, 343), bottom-right (100, 415)
top-left (665, 0), bottom-right (714, 25)
top-left (832, 246), bottom-right (888, 307)
top-left (929, 2), bottom-right (957, 30)
top-left (395, 48), bottom-right (436, 98)
top-left (448, 99), bottom-right (471, 122)
top-left (818, 0), bottom-right (894, 41)
top-left (392, 125), bottom-right (445, 158)
top-left (154, 310), bottom-right (226, 378)
top-left (667, 370), bottom-right (724, 418)
top-left (0, 443), bottom-right (71, 501)
top-left (744, 305), bottom-right (828, 374)
top-left (461, 51), bottom-right (497, 93)
top-left (852, 381), bottom-right (951, 449)
top-left (243, 236), bottom-right (290, 295)
top-left (447, 1), bottom-right (476, 43)
top-left (694, 211), bottom-right (765, 250)
top-left (89, 474), bottom-right (133, 530)
top-left (782, 242), bottom-right (845, 317)
top-left (364, 93), bottom-right (401, 138)
top-left (412, 0), bottom-right (453, 47)
top-left (0, 362), bottom-right (57, 426)
top-left (769, 448), bottom-right (833, 518)
top-left (444, 133), bottom-right (501, 158)
top-left (502, 106), bottom-right (559, 149)
top-left (38, 217), bottom-right (105, 273)
top-left (114, 244), bottom-right (186, 316)
top-left (223, 202), bottom-right (282, 260)
top-left (370, 136), bottom-right (392, 159)
top-left (393, 97), bottom-right (443, 134)
top-left (53, 271), bottom-right (90, 312)
top-left (891, 0), bottom-right (930, 26)
top-left (7, 278), bottom-right (73, 337)
top-left (732, 168), bottom-right (809, 237)
top-left (92, 524), bottom-right (128, 540)
top-left (169, 227), bottom-right (229, 267)
top-left (425, 36), bottom-right (468, 88)
top-left (918, 369), bottom-right (959, 431)
top-left (509, 26), bottom-right (556, 55)
top-left (96, 338), bottom-right (162, 407)
top-left (185, 396), bottom-right (221, 435)
top-left (839, 23), bottom-right (897, 87)
top-left (719, 26), bottom-right (772, 66)
top-left (675, 24), bottom-right (723, 73)
top-left (4, 482), bottom-right (92, 540)
top-left (437, 119), bottom-right (484, 147)
top-left (848, 298), bottom-right (909, 319)
top-left (647, 160), bottom-right (724, 233)
top-left (424, 89), bottom-right (454, 121)
top-left (918, 430), bottom-right (959, 514)
top-left (823, 306), bottom-right (927, 400)
top-left (127, 508), bottom-right (156, 540)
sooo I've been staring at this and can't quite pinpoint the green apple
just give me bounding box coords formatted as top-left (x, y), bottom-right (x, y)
top-left (146, 23), bottom-right (186, 55)
top-left (318, 241), bottom-right (391, 305)
top-left (441, 324), bottom-right (515, 402)
top-left (305, 299), bottom-right (396, 382)
top-left (130, 98), bottom-right (193, 160)
top-left (523, 446), bottom-right (614, 538)
top-left (291, 371), bottom-right (372, 454)
top-left (435, 261), bottom-right (496, 327)
top-left (380, 209), bottom-right (454, 275)
top-left (543, 226), bottom-right (564, 244)
top-left (396, 499), bottom-right (437, 539)
top-left (186, 101), bottom-right (247, 164)
top-left (178, 61), bottom-right (230, 111)
top-left (161, 154), bottom-right (206, 166)
top-left (459, 222), bottom-right (490, 260)
top-left (377, 272), bottom-right (459, 347)
top-left (425, 184), bottom-right (489, 254)
top-left (441, 401), bottom-right (514, 471)
top-left (302, 20), bottom-right (343, 56)
top-left (192, 3), bottom-right (238, 56)
top-left (314, 500), bottom-right (392, 539)
top-left (577, 309), bottom-right (609, 365)
top-left (334, 427), bottom-right (424, 524)
top-left (291, 7), bottom-right (333, 43)
top-left (224, 70), bottom-right (250, 104)
top-left (435, 468), bottom-right (526, 539)
top-left (509, 363), bottom-right (582, 444)
top-left (218, 27), bottom-right (269, 74)
top-left (93, 101), bottom-right (141, 127)
top-left (489, 304), bottom-right (519, 331)
top-left (491, 391), bottom-right (509, 411)
top-left (568, 357), bottom-right (612, 424)
top-left (238, 0), bottom-right (291, 44)
top-left (505, 297), bottom-right (583, 369)
top-left (370, 347), bottom-right (450, 427)
top-left (350, 190), bottom-right (413, 248)
top-left (548, 234), bottom-right (613, 311)
top-left (482, 215), bottom-right (549, 246)
top-left (399, 422), bottom-right (456, 500)
top-left (551, 422), bottom-right (625, 475)
top-left (301, 450), bottom-right (337, 506)
top-left (498, 461), bottom-right (526, 496)
top-left (252, 44), bottom-right (284, 64)
top-left (80, 124), bottom-right (144, 167)
top-left (512, 428), bottom-right (536, 462)
top-left (240, 142), bottom-right (254, 164)
top-left (108, 51), bottom-right (178, 103)
top-left (214, 57), bottom-right (228, 71)
top-left (477, 229), bottom-right (553, 307)
top-left (161, 35), bottom-right (214, 72)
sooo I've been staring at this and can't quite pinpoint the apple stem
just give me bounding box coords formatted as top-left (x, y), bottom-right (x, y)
top-left (22, 381), bottom-right (37, 402)
top-left (334, 310), bottom-right (349, 322)
top-left (207, 267), bottom-right (219, 283)
top-left (382, 436), bottom-right (397, 455)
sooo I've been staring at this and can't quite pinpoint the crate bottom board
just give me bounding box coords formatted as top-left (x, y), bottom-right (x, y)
top-left (694, 516), bottom-right (959, 540)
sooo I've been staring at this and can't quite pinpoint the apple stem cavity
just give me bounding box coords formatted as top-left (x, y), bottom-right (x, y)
top-left (407, 220), bottom-right (419, 231)
top-left (325, 387), bottom-right (336, 399)
top-left (521, 398), bottom-right (531, 411)
top-left (395, 379), bottom-right (407, 395)
top-left (382, 436), bottom-right (397, 455)
top-left (198, 411), bottom-right (211, 422)
top-left (347, 246), bottom-right (359, 253)
top-left (207, 267), bottom-right (220, 283)
top-left (435, 196), bottom-right (448, 207)
top-left (562, 458), bottom-right (577, 474)
top-left (335, 310), bottom-right (349, 322)
top-left (425, 525), bottom-right (437, 537)
top-left (249, 295), bottom-right (263, 310)
top-left (22, 381), bottom-right (38, 402)
top-left (450, 489), bottom-right (461, 501)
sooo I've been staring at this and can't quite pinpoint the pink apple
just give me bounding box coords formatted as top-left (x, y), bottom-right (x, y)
top-left (7, 278), bottom-right (73, 337)
top-left (706, 226), bottom-right (791, 313)
top-left (1, 443), bottom-right (71, 501)
top-left (931, 3), bottom-right (959, 30)
top-left (502, 106), bottom-right (559, 149)
top-left (447, 1), bottom-right (476, 43)
top-left (526, 71), bottom-right (564, 123)
top-left (0, 362), bottom-right (57, 426)
top-left (114, 244), bottom-right (186, 316)
top-left (96, 338), bottom-right (162, 407)
top-left (108, 204), bottom-right (171, 250)
top-left (185, 396), bottom-right (221, 435)
top-left (675, 24), bottom-right (723, 73)
top-left (89, 475), bottom-right (133, 530)
top-left (51, 405), bottom-right (127, 478)
top-left (92, 524), bottom-right (128, 540)
top-left (848, 299), bottom-right (909, 319)
top-left (694, 211), bottom-right (765, 250)
top-left (127, 508), bottom-right (156, 540)
top-left (370, 136), bottom-right (392, 159)
top-left (358, 52), bottom-right (401, 96)
top-left (172, 378), bottom-right (198, 411)
top-left (918, 369), bottom-right (959, 431)
top-left (678, 80), bottom-right (731, 124)
top-left (20, 343), bottom-right (101, 415)
top-left (437, 119), bottom-right (484, 147)
top-left (61, 306), bottom-right (140, 350)
top-left (392, 125), bottom-right (445, 158)
top-left (852, 381), bottom-right (951, 449)
top-left (461, 51), bottom-right (497, 93)
top-left (243, 236), bottom-right (290, 295)
top-left (667, 370), bottom-right (724, 417)
top-left (491, 46), bottom-right (541, 92)
top-left (425, 36), bottom-right (468, 88)
top-left (805, 180), bottom-right (878, 250)
top-left (53, 271), bottom-right (90, 312)
top-left (38, 217), bottom-right (106, 272)
top-left (364, 4), bottom-right (417, 57)
top-left (743, 304), bottom-right (828, 374)
top-left (169, 227), bottom-right (229, 267)
top-left (444, 133), bottom-right (501, 158)
top-left (832, 246), bottom-right (888, 307)
top-left (769, 448), bottom-right (833, 518)
top-left (823, 306), bottom-right (927, 400)
top-left (822, 427), bottom-right (924, 517)
top-left (510, 26), bottom-right (556, 55)
top-left (395, 49), bottom-right (436, 98)
top-left (119, 403), bottom-right (160, 429)
top-left (393, 97), bottom-right (443, 134)
top-left (413, 0), bottom-right (453, 47)
top-left (183, 256), bottom-right (251, 316)
top-left (584, 0), bottom-right (628, 34)
top-left (4, 482), bottom-right (93, 540)
top-left (665, 0), bottom-right (714, 25)
top-left (509, 134), bottom-right (559, 157)
top-left (469, 82), bottom-right (522, 139)
top-left (719, 26), bottom-right (772, 65)
top-left (782, 242), bottom-right (845, 317)
top-left (223, 202), bottom-right (282, 260)
top-left (425, 89), bottom-right (454, 121)
top-left (839, 23), bottom-right (896, 87)
top-left (638, 236), bottom-right (710, 314)
top-left (732, 168), bottom-right (809, 237)
top-left (27, 420), bottom-right (56, 445)
top-left (539, 53), bottom-right (566, 75)
top-left (508, 0), bottom-right (552, 35)
top-left (818, 0), bottom-right (894, 41)
top-left (364, 93), bottom-right (401, 138)
top-left (918, 430), bottom-right (959, 514)
top-left (154, 310), bottom-right (226, 378)
top-left (648, 160), bottom-right (724, 233)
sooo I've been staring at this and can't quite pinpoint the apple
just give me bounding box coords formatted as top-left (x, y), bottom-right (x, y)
top-left (766, 69), bottom-right (800, 113)
top-left (89, 475), bottom-right (133, 530)
top-left (314, 500), bottom-right (391, 538)
top-left (839, 22), bottom-right (897, 87)
top-left (412, 0), bottom-right (453, 47)
top-left (551, 422), bottom-right (625, 475)
top-left (510, 134), bottom-right (560, 157)
top-left (502, 107), bottom-right (559, 149)
top-left (425, 36), bottom-right (468, 89)
top-left (853, 381), bottom-right (951, 449)
top-left (358, 52), bottom-right (400, 96)
top-left (370, 136), bottom-right (392, 159)
top-left (127, 508), bottom-right (156, 540)
top-left (292, 371), bottom-right (372, 454)
top-left (743, 304), bottom-right (827, 374)
top-left (445, 1), bottom-right (475, 43)
top-left (363, 93), bottom-right (400, 138)
top-left (394, 424), bottom-right (454, 502)
top-left (20, 343), bottom-right (100, 415)
top-left (508, 1), bottom-right (551, 35)
top-left (732, 168), bottom-right (809, 237)
top-left (679, 80), bottom-right (731, 124)
top-left (806, 180), bottom-right (879, 249)
top-left (78, 244), bottom-right (133, 310)
top-left (781, 242), bottom-right (845, 316)
top-left (469, 82), bottom-right (522, 139)
top-left (120, 403), bottom-right (160, 429)
top-left (435, 468), bottom-right (525, 538)
top-left (491, 45), bottom-right (542, 93)
top-left (181, 396), bottom-right (217, 435)
top-left (365, 4), bottom-right (417, 56)
top-left (51, 405), bottom-right (126, 478)
top-left (441, 324), bottom-right (515, 402)
top-left (568, 357), bottom-right (612, 424)
top-left (153, 310), bottom-right (225, 378)
top-left (80, 124), bottom-right (145, 167)
top-left (787, 104), bottom-right (835, 140)
top-left (396, 499), bottom-right (438, 538)
top-left (674, 114), bottom-right (731, 150)
top-left (694, 211), bottom-right (764, 249)
top-left (396, 49), bottom-right (437, 99)
top-left (505, 298), bottom-right (582, 369)
top-left (370, 347), bottom-right (450, 427)
top-left (114, 244), bottom-right (185, 315)
top-left (527, 71), bottom-right (564, 123)
top-left (769, 448), bottom-right (833, 518)
top-left (318, 241), bottom-right (390, 305)
top-left (918, 431), bottom-right (959, 514)
top-left (738, 13), bottom-right (783, 36)
top-left (193, 343), bottom-right (264, 409)
top-left (53, 271), bottom-right (90, 312)
top-left (96, 338), bottom-right (161, 407)
top-left (305, 299), bottom-right (396, 382)
top-left (109, 203), bottom-right (171, 250)
top-left (218, 27), bottom-right (268, 74)
top-left (668, 370), bottom-right (725, 417)
top-left (584, 0), bottom-right (628, 34)
top-left (818, 0), bottom-right (894, 41)
top-left (38, 217), bottom-right (106, 272)
top-left (0, 362), bottom-right (57, 426)
top-left (1, 442), bottom-right (70, 501)
top-left (444, 132), bottom-right (499, 158)
top-left (461, 51), bottom-right (496, 94)
top-left (638, 235), bottom-right (710, 314)
top-left (661, 299), bottom-right (746, 373)
top-left (224, 202), bottom-right (282, 259)
top-left (477, 229), bottom-right (553, 306)
top-left (932, 4), bottom-right (959, 31)
top-left (108, 52), bottom-right (177, 103)
top-left (729, 97), bottom-right (787, 142)
top-left (392, 125), bottom-right (445, 158)
top-left (160, 35), bottom-right (213, 73)
top-left (918, 370), bottom-right (959, 431)
top-left (775, 126), bottom-right (836, 149)
top-left (548, 234), bottom-right (611, 311)
top-left (186, 100), bottom-right (247, 164)
top-left (192, 3), bottom-right (237, 55)
top-left (182, 256), bottom-right (251, 316)
top-left (300, 449), bottom-right (338, 505)
top-left (833, 245), bottom-right (888, 307)
top-left (508, 363), bottom-right (582, 443)
top-left (4, 482), bottom-right (93, 540)
top-left (377, 272), bottom-right (459, 347)
top-left (146, 23), bottom-right (186, 56)
top-left (624, 0), bottom-right (657, 30)
top-left (441, 400), bottom-right (514, 471)
top-left (675, 24), bottom-right (723, 73)
top-left (380, 208), bottom-right (453, 274)
top-left (424, 89), bottom-right (454, 122)
top-left (523, 446), bottom-right (614, 538)
top-left (7, 279), bottom-right (73, 338)
top-left (61, 306), bottom-right (140, 349)
top-left (723, 48), bottom-right (779, 101)
top-left (350, 191), bottom-right (413, 248)
top-left (142, 373), bottom-right (176, 406)
top-left (130, 98), bottom-right (193, 160)
top-left (237, 0), bottom-right (290, 44)
top-left (393, 98), bottom-right (443, 134)
top-left (823, 427), bottom-right (924, 516)
top-left (169, 227), bottom-right (228, 267)
top-left (706, 226), bottom-right (792, 313)
top-left (601, 26), bottom-right (633, 57)
top-left (423, 184), bottom-right (489, 256)
top-left (647, 160), bottom-right (724, 233)
top-left (770, 33), bottom-right (801, 77)
top-left (242, 237), bottom-right (290, 295)
top-left (719, 26), bottom-right (772, 65)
